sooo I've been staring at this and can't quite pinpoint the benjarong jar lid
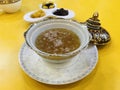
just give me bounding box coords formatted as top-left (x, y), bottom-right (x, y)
top-left (86, 12), bottom-right (111, 45)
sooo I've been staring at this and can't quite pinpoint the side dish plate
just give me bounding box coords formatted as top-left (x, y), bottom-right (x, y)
top-left (23, 8), bottom-right (75, 23)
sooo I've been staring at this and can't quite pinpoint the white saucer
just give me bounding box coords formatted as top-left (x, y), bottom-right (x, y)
top-left (19, 43), bottom-right (98, 85)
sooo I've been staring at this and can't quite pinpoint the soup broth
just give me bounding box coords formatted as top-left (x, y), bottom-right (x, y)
top-left (35, 28), bottom-right (80, 54)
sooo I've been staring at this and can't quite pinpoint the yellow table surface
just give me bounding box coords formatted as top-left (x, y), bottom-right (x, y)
top-left (0, 0), bottom-right (120, 90)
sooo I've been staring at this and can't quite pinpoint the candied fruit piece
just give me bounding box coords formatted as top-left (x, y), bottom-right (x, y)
top-left (49, 5), bottom-right (54, 8)
top-left (31, 10), bottom-right (45, 18)
top-left (42, 6), bottom-right (48, 9)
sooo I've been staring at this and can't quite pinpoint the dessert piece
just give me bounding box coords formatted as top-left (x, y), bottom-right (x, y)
top-left (42, 1), bottom-right (55, 9)
top-left (31, 9), bottom-right (45, 18)
top-left (53, 8), bottom-right (68, 16)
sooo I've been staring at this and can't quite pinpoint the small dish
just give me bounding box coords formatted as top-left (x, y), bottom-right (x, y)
top-left (19, 43), bottom-right (98, 85)
top-left (0, 0), bottom-right (22, 13)
top-left (39, 3), bottom-right (57, 11)
top-left (51, 8), bottom-right (75, 19)
top-left (23, 8), bottom-right (75, 23)
top-left (23, 10), bottom-right (49, 23)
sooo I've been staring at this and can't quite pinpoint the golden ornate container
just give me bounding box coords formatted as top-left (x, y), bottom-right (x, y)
top-left (86, 12), bottom-right (111, 45)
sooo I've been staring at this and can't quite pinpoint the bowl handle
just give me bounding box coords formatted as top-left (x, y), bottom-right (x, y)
top-left (89, 32), bottom-right (92, 41)
top-left (81, 31), bottom-right (92, 51)
top-left (24, 24), bottom-right (36, 38)
top-left (24, 23), bottom-right (37, 49)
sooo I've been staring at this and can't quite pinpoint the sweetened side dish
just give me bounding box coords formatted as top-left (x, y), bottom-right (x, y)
top-left (31, 9), bottom-right (45, 18)
top-left (53, 8), bottom-right (68, 16)
top-left (42, 1), bottom-right (55, 9)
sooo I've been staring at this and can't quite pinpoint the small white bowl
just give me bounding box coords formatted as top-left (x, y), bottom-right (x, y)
top-left (23, 10), bottom-right (49, 23)
top-left (39, 3), bottom-right (57, 12)
top-left (51, 8), bottom-right (75, 19)
top-left (0, 0), bottom-right (22, 13)
top-left (24, 19), bottom-right (90, 63)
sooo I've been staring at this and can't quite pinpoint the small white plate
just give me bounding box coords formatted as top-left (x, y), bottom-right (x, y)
top-left (51, 9), bottom-right (75, 19)
top-left (23, 8), bottom-right (75, 23)
top-left (19, 43), bottom-right (98, 85)
top-left (23, 10), bottom-right (49, 23)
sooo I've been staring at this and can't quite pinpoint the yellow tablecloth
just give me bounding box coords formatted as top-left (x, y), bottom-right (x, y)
top-left (0, 0), bottom-right (120, 90)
